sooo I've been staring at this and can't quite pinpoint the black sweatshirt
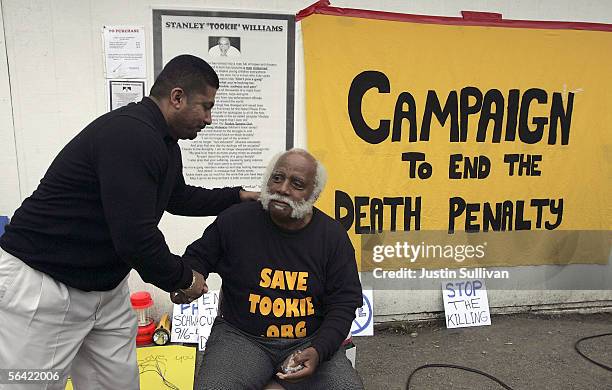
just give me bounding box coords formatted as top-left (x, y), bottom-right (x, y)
top-left (183, 202), bottom-right (363, 362)
top-left (0, 97), bottom-right (241, 292)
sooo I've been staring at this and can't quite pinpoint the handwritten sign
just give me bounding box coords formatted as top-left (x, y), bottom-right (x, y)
top-left (442, 280), bottom-right (491, 329)
top-left (137, 346), bottom-right (195, 390)
top-left (171, 301), bottom-right (199, 343)
top-left (66, 345), bottom-right (195, 390)
top-left (351, 290), bottom-right (374, 336)
top-left (304, 9), bottom-right (612, 271)
top-left (197, 290), bottom-right (220, 350)
top-left (171, 290), bottom-right (220, 344)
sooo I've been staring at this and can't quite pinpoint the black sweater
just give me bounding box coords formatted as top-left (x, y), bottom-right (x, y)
top-left (0, 97), bottom-right (241, 291)
top-left (183, 202), bottom-right (363, 361)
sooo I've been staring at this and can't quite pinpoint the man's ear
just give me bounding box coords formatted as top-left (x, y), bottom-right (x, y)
top-left (169, 88), bottom-right (185, 108)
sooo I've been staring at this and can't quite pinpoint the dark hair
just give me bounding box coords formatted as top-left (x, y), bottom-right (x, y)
top-left (150, 54), bottom-right (219, 98)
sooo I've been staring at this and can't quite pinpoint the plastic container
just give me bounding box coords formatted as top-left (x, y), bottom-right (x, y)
top-left (130, 291), bottom-right (155, 346)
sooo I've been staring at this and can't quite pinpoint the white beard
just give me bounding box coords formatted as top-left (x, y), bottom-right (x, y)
top-left (260, 186), bottom-right (314, 219)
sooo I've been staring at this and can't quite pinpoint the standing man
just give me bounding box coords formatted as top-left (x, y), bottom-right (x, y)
top-left (186, 149), bottom-right (364, 389)
top-left (0, 54), bottom-right (256, 389)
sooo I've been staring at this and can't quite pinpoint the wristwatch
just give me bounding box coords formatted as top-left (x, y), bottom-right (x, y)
top-left (182, 272), bottom-right (196, 292)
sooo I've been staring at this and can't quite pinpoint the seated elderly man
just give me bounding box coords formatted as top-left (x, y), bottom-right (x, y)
top-left (184, 148), bottom-right (364, 389)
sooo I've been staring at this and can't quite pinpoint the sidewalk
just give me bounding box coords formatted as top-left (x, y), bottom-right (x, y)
top-left (353, 312), bottom-right (612, 389)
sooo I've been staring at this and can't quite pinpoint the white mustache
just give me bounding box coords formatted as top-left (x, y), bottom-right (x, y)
top-left (260, 190), bottom-right (314, 219)
top-left (267, 193), bottom-right (299, 209)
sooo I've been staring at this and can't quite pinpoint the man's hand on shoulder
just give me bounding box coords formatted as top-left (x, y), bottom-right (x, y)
top-left (239, 190), bottom-right (260, 202)
top-left (276, 347), bottom-right (319, 382)
top-left (170, 270), bottom-right (208, 304)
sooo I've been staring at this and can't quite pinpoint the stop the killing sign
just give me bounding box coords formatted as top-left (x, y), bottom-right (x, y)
top-left (442, 279), bottom-right (491, 329)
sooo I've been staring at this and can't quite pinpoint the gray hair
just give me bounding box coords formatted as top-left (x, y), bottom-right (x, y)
top-left (260, 148), bottom-right (327, 201)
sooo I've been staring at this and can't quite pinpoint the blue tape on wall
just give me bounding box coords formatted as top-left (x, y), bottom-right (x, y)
top-left (0, 216), bottom-right (8, 237)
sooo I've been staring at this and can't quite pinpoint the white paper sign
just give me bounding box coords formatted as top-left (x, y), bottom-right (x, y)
top-left (442, 279), bottom-right (491, 329)
top-left (351, 290), bottom-right (374, 336)
top-left (154, 11), bottom-right (295, 191)
top-left (171, 301), bottom-right (200, 343)
top-left (108, 80), bottom-right (145, 111)
top-left (197, 290), bottom-right (220, 350)
top-left (103, 26), bottom-right (146, 78)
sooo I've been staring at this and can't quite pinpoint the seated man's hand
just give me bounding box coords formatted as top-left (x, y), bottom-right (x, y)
top-left (170, 270), bottom-right (208, 304)
top-left (276, 347), bottom-right (319, 382)
top-left (239, 190), bottom-right (260, 202)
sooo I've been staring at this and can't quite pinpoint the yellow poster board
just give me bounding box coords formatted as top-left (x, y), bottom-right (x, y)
top-left (66, 345), bottom-right (195, 390)
top-left (302, 7), bottom-right (612, 267)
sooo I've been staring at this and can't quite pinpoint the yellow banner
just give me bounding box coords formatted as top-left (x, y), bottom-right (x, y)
top-left (302, 11), bottom-right (612, 266)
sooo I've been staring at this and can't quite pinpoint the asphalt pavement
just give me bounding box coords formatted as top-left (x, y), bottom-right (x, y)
top-left (354, 312), bottom-right (612, 389)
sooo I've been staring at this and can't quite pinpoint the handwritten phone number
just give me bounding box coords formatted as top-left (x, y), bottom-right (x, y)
top-left (0, 369), bottom-right (60, 383)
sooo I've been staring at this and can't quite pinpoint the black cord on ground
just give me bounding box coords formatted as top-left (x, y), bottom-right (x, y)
top-left (405, 363), bottom-right (514, 390)
top-left (404, 332), bottom-right (612, 388)
top-left (574, 333), bottom-right (612, 372)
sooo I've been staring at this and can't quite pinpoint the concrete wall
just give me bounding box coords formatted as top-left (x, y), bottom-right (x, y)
top-left (1, 0), bottom-right (610, 322)
top-left (0, 3), bottom-right (20, 215)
